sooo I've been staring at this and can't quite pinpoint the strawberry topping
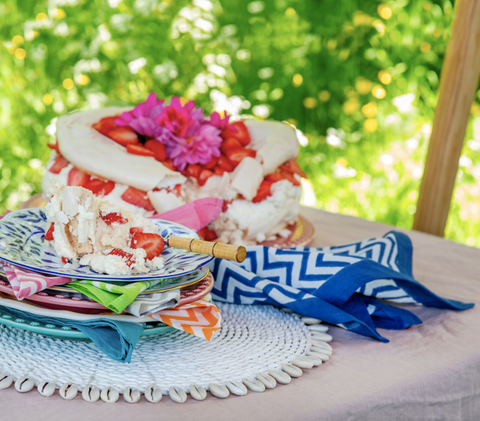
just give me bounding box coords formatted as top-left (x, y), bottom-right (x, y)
top-left (100, 212), bottom-right (128, 225)
top-left (47, 141), bottom-right (60, 153)
top-left (92, 116), bottom-right (118, 137)
top-left (83, 178), bottom-right (116, 197)
top-left (281, 159), bottom-right (307, 179)
top-left (107, 127), bottom-right (139, 147)
top-left (130, 232), bottom-right (165, 260)
top-left (144, 139), bottom-right (167, 161)
top-left (121, 186), bottom-right (155, 211)
top-left (221, 121), bottom-right (251, 146)
top-left (197, 227), bottom-right (218, 241)
top-left (126, 144), bottom-right (155, 157)
top-left (108, 248), bottom-right (135, 267)
top-left (44, 223), bottom-right (55, 241)
top-left (224, 147), bottom-right (256, 167)
top-left (198, 169), bottom-right (214, 186)
top-left (67, 167), bottom-right (90, 187)
top-left (61, 257), bottom-right (69, 264)
top-left (129, 227), bottom-right (144, 235)
top-left (252, 180), bottom-right (274, 203)
top-left (49, 155), bottom-right (69, 174)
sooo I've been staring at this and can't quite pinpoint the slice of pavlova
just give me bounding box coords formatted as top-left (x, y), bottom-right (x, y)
top-left (44, 184), bottom-right (165, 275)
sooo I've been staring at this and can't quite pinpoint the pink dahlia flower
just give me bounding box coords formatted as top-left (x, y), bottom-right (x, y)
top-left (209, 111), bottom-right (232, 132)
top-left (156, 97), bottom-right (222, 171)
top-left (114, 92), bottom-right (168, 138)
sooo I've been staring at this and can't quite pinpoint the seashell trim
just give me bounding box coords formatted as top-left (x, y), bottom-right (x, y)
top-left (0, 303), bottom-right (333, 404)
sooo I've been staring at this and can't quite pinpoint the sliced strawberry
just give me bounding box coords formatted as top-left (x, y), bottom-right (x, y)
top-left (107, 127), bottom-right (139, 147)
top-left (93, 116), bottom-right (119, 137)
top-left (161, 159), bottom-right (176, 171)
top-left (198, 169), bottom-right (214, 186)
top-left (100, 212), bottom-right (128, 225)
top-left (129, 227), bottom-right (144, 235)
top-left (214, 167), bottom-right (226, 176)
top-left (184, 164), bottom-right (202, 179)
top-left (130, 232), bottom-right (165, 260)
top-left (84, 178), bottom-right (115, 197)
top-left (204, 156), bottom-right (218, 170)
top-left (217, 155), bottom-right (234, 172)
top-left (280, 169), bottom-right (301, 186)
top-left (222, 200), bottom-right (233, 213)
top-left (126, 144), bottom-right (155, 157)
top-left (108, 248), bottom-right (135, 267)
top-left (47, 141), bottom-right (60, 153)
top-left (252, 180), bottom-right (274, 203)
top-left (44, 223), bottom-right (55, 241)
top-left (165, 184), bottom-right (182, 196)
top-left (281, 159), bottom-right (307, 179)
top-left (221, 121), bottom-right (251, 146)
top-left (145, 139), bottom-right (167, 161)
top-left (61, 257), bottom-right (69, 264)
top-left (224, 147), bottom-right (256, 167)
top-left (220, 138), bottom-right (243, 154)
top-left (197, 227), bottom-right (218, 241)
top-left (121, 186), bottom-right (155, 211)
top-left (67, 167), bottom-right (90, 187)
top-left (265, 172), bottom-right (284, 183)
top-left (49, 155), bottom-right (69, 174)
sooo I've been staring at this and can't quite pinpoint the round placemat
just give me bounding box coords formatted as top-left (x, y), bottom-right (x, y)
top-left (0, 303), bottom-right (333, 403)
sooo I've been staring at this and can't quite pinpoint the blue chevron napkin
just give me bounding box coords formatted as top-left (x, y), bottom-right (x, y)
top-left (208, 231), bottom-right (473, 342)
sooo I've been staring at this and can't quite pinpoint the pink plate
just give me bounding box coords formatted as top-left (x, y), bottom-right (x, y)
top-left (0, 273), bottom-right (214, 314)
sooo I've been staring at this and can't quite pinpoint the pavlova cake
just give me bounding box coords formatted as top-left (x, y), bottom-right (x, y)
top-left (45, 184), bottom-right (165, 275)
top-left (42, 94), bottom-right (306, 245)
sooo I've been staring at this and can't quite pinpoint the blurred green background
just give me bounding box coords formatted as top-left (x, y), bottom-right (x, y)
top-left (1, 0), bottom-right (480, 246)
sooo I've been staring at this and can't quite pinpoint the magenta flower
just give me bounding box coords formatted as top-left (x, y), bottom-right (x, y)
top-left (209, 111), bottom-right (232, 132)
top-left (155, 97), bottom-right (222, 171)
top-left (114, 92), bottom-right (167, 138)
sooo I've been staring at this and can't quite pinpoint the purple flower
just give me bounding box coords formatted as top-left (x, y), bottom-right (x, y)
top-left (209, 111), bottom-right (232, 132)
top-left (114, 92), bottom-right (167, 138)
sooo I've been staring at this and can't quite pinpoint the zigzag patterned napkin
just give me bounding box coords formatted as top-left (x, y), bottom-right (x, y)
top-left (208, 231), bottom-right (473, 342)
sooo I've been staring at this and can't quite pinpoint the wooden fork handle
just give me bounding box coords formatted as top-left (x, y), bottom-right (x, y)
top-left (168, 236), bottom-right (247, 263)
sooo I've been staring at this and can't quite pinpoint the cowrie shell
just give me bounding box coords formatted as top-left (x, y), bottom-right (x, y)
top-left (59, 382), bottom-right (78, 400)
top-left (169, 386), bottom-right (187, 403)
top-left (124, 386), bottom-right (141, 403)
top-left (144, 385), bottom-right (162, 403)
top-left (82, 384), bottom-right (100, 402)
top-left (189, 384), bottom-right (207, 401)
top-left (101, 386), bottom-right (119, 403)
top-left (37, 380), bottom-right (56, 397)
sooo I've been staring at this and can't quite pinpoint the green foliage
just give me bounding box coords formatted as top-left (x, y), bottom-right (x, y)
top-left (1, 0), bottom-right (479, 246)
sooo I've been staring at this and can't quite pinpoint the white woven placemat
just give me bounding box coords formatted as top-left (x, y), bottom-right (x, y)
top-left (0, 303), bottom-right (333, 403)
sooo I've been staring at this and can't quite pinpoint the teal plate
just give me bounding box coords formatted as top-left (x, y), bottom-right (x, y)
top-left (0, 308), bottom-right (173, 341)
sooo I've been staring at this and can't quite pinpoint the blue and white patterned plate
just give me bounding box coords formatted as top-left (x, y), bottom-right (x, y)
top-left (0, 208), bottom-right (213, 281)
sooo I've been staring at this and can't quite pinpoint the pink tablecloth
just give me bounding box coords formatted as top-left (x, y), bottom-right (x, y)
top-left (2, 206), bottom-right (480, 420)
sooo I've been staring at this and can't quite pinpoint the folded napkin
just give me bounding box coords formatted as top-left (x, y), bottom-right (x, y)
top-left (0, 305), bottom-right (143, 363)
top-left (208, 231), bottom-right (473, 342)
top-left (150, 197), bottom-right (223, 231)
top-left (149, 299), bottom-right (221, 341)
top-left (65, 278), bottom-right (163, 314)
top-left (1, 263), bottom-right (71, 300)
top-left (126, 290), bottom-right (180, 317)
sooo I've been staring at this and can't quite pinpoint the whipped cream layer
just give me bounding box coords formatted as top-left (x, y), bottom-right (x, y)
top-left (45, 185), bottom-right (163, 275)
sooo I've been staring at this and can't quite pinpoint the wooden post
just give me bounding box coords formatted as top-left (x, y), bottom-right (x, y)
top-left (413, 0), bottom-right (480, 236)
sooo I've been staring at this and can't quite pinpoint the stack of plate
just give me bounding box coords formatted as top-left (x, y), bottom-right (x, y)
top-left (0, 208), bottom-right (215, 341)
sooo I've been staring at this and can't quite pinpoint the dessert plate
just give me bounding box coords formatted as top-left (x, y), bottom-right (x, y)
top-left (0, 307), bottom-right (173, 340)
top-left (0, 208), bottom-right (213, 281)
top-left (0, 272), bottom-right (214, 314)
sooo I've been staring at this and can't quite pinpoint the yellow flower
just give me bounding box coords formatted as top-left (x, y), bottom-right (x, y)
top-left (43, 93), bottom-right (54, 106)
top-left (12, 35), bottom-right (24, 45)
top-left (355, 77), bottom-right (373, 95)
top-left (14, 48), bottom-right (26, 60)
top-left (378, 70), bottom-right (392, 85)
top-left (303, 97), bottom-right (318, 109)
top-left (292, 74), bottom-right (303, 87)
top-left (420, 42), bottom-right (431, 53)
top-left (353, 11), bottom-right (372, 26)
top-left (285, 7), bottom-right (296, 17)
top-left (343, 98), bottom-right (360, 115)
top-left (372, 20), bottom-right (385, 36)
top-left (62, 78), bottom-right (74, 90)
top-left (377, 4), bottom-right (392, 20)
top-left (336, 158), bottom-right (347, 168)
top-left (361, 102), bottom-right (377, 118)
top-left (364, 119), bottom-right (378, 132)
top-left (372, 85), bottom-right (386, 99)
top-left (36, 12), bottom-right (48, 21)
top-left (75, 74), bottom-right (90, 85)
top-left (318, 91), bottom-right (331, 102)
top-left (53, 8), bottom-right (66, 19)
